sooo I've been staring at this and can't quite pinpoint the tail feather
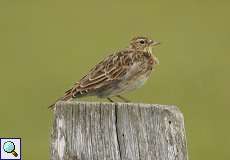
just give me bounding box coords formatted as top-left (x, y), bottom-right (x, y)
top-left (49, 83), bottom-right (84, 109)
top-left (48, 102), bottom-right (57, 109)
top-left (48, 91), bottom-right (74, 109)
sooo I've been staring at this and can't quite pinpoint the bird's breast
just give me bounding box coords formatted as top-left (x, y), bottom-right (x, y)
top-left (119, 60), bottom-right (153, 92)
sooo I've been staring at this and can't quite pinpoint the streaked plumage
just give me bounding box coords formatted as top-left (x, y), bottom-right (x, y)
top-left (49, 36), bottom-right (160, 108)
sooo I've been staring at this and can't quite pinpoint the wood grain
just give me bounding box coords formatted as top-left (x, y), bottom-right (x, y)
top-left (51, 101), bottom-right (188, 160)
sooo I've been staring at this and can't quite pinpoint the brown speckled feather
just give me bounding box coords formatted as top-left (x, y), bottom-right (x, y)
top-left (49, 36), bottom-right (160, 108)
top-left (62, 50), bottom-right (135, 99)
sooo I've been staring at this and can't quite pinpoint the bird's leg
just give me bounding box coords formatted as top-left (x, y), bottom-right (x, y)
top-left (107, 97), bottom-right (114, 103)
top-left (116, 95), bottom-right (130, 103)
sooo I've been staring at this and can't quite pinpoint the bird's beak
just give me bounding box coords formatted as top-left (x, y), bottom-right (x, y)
top-left (149, 40), bottom-right (160, 46)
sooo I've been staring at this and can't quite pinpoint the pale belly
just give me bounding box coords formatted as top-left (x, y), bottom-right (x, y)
top-left (118, 70), bottom-right (151, 93)
top-left (118, 61), bottom-right (153, 93)
top-left (96, 58), bottom-right (156, 98)
top-left (101, 70), bottom-right (152, 97)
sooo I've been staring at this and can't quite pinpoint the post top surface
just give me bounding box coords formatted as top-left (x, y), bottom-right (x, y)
top-left (54, 101), bottom-right (183, 119)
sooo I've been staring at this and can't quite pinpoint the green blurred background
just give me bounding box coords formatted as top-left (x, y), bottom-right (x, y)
top-left (0, 0), bottom-right (229, 159)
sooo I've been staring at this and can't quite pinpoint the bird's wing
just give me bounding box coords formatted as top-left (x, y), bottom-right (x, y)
top-left (62, 50), bottom-right (135, 100)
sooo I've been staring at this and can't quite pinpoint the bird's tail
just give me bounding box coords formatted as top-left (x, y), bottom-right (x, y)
top-left (48, 88), bottom-right (74, 109)
top-left (48, 99), bottom-right (60, 109)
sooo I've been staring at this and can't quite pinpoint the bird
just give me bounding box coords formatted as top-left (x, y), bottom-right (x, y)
top-left (49, 36), bottom-right (160, 108)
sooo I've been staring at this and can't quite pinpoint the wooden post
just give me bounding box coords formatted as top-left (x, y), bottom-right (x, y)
top-left (50, 101), bottom-right (188, 160)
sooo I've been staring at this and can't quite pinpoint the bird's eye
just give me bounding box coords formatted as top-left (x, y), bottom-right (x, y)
top-left (139, 40), bottom-right (145, 44)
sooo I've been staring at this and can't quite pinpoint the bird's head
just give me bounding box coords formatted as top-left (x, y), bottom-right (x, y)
top-left (129, 36), bottom-right (160, 52)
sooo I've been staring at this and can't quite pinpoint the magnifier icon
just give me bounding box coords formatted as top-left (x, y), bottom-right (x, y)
top-left (3, 141), bottom-right (18, 157)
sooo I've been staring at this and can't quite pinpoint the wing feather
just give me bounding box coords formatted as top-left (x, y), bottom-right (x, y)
top-left (62, 50), bottom-right (134, 100)
top-left (48, 49), bottom-right (139, 109)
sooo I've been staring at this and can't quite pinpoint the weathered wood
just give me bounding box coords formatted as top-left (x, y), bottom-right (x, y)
top-left (51, 101), bottom-right (188, 160)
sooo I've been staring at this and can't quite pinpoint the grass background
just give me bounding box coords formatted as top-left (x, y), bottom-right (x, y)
top-left (0, 0), bottom-right (229, 159)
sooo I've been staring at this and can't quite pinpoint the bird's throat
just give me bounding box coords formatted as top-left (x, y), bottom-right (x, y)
top-left (145, 46), bottom-right (159, 65)
top-left (144, 46), bottom-right (153, 54)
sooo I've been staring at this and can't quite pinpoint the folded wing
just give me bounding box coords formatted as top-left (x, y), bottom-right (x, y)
top-left (61, 51), bottom-right (133, 101)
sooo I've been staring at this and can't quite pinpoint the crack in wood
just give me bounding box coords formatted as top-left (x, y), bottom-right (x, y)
top-left (51, 102), bottom-right (188, 160)
top-left (115, 103), bottom-right (122, 160)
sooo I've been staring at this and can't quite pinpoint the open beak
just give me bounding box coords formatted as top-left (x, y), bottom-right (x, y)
top-left (149, 40), bottom-right (161, 46)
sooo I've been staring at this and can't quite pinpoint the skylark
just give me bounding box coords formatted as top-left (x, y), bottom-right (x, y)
top-left (49, 36), bottom-right (160, 108)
